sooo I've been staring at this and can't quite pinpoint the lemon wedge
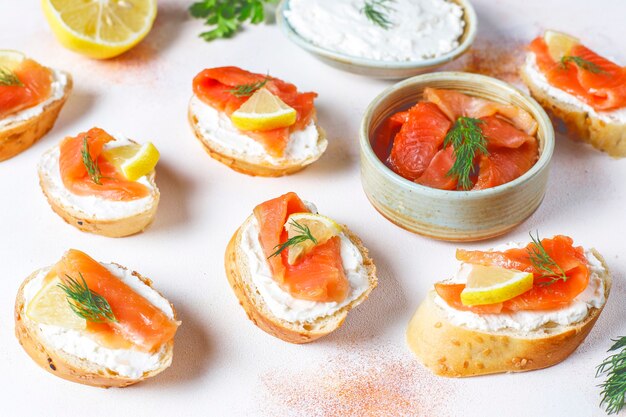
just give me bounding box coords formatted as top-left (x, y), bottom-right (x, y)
top-left (460, 264), bottom-right (534, 306)
top-left (102, 142), bottom-right (160, 181)
top-left (544, 30), bottom-right (580, 62)
top-left (231, 88), bottom-right (297, 131)
top-left (26, 275), bottom-right (86, 330)
top-left (41, 0), bottom-right (157, 59)
top-left (284, 213), bottom-right (343, 265)
top-left (0, 50), bottom-right (25, 70)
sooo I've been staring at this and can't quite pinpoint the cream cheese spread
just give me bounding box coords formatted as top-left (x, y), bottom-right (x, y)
top-left (239, 211), bottom-right (370, 323)
top-left (189, 95), bottom-right (325, 165)
top-left (0, 68), bottom-right (67, 129)
top-left (434, 246), bottom-right (607, 333)
top-left (524, 53), bottom-right (626, 123)
top-left (285, 0), bottom-right (465, 62)
top-left (38, 135), bottom-right (157, 221)
top-left (23, 264), bottom-right (174, 379)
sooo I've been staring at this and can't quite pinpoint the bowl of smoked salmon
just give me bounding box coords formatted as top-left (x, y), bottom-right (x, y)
top-left (360, 72), bottom-right (554, 241)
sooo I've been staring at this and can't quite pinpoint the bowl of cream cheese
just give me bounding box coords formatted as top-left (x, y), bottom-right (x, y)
top-left (278, 0), bottom-right (477, 79)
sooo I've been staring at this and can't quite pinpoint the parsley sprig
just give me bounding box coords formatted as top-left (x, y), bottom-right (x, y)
top-left (527, 231), bottom-right (568, 286)
top-left (268, 219), bottom-right (317, 259)
top-left (444, 117), bottom-right (488, 190)
top-left (58, 273), bottom-right (117, 323)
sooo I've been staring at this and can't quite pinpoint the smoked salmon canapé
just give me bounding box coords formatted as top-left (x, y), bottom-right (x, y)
top-left (406, 234), bottom-right (611, 377)
top-left (38, 127), bottom-right (161, 237)
top-left (189, 67), bottom-right (328, 177)
top-left (0, 50), bottom-right (71, 162)
top-left (521, 30), bottom-right (626, 157)
top-left (15, 249), bottom-right (180, 388)
top-left (225, 192), bottom-right (377, 343)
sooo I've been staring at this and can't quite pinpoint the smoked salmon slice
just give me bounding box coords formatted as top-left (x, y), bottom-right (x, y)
top-left (529, 37), bottom-right (626, 110)
top-left (59, 128), bottom-right (150, 201)
top-left (473, 137), bottom-right (539, 190)
top-left (56, 249), bottom-right (179, 352)
top-left (253, 192), bottom-right (349, 303)
top-left (437, 236), bottom-right (590, 312)
top-left (0, 59), bottom-right (52, 119)
top-left (415, 146), bottom-right (458, 190)
top-left (193, 67), bottom-right (317, 158)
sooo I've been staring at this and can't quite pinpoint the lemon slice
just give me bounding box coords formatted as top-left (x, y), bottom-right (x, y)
top-left (544, 30), bottom-right (580, 61)
top-left (231, 88), bottom-right (297, 131)
top-left (284, 213), bottom-right (343, 265)
top-left (26, 275), bottom-right (86, 330)
top-left (41, 0), bottom-right (157, 59)
top-left (102, 142), bottom-right (159, 181)
top-left (0, 50), bottom-right (25, 70)
top-left (460, 264), bottom-right (534, 306)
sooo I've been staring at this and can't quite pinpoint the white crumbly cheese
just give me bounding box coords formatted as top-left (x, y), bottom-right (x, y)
top-left (239, 207), bottom-right (370, 323)
top-left (524, 53), bottom-right (626, 123)
top-left (189, 95), bottom-right (325, 165)
top-left (0, 68), bottom-right (67, 129)
top-left (434, 246), bottom-right (607, 333)
top-left (284, 0), bottom-right (465, 62)
top-left (37, 135), bottom-right (157, 221)
top-left (23, 264), bottom-right (174, 379)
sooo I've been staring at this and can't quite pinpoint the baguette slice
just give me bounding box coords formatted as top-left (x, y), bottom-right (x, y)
top-left (38, 141), bottom-right (159, 238)
top-left (407, 249), bottom-right (611, 377)
top-left (0, 71), bottom-right (72, 162)
top-left (188, 100), bottom-right (328, 177)
top-left (521, 65), bottom-right (626, 157)
top-left (15, 264), bottom-right (176, 388)
top-left (225, 216), bottom-right (377, 343)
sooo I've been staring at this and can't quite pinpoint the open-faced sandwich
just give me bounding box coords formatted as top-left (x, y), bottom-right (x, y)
top-left (225, 192), bottom-right (377, 343)
top-left (38, 127), bottom-right (160, 237)
top-left (521, 30), bottom-right (626, 157)
top-left (407, 234), bottom-right (610, 377)
top-left (189, 67), bottom-right (327, 177)
top-left (374, 87), bottom-right (539, 190)
top-left (15, 249), bottom-right (179, 387)
top-left (0, 50), bottom-right (71, 161)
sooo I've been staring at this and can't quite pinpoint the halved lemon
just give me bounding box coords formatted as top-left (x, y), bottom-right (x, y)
top-left (460, 264), bottom-right (534, 306)
top-left (544, 30), bottom-right (580, 61)
top-left (26, 275), bottom-right (86, 330)
top-left (284, 213), bottom-right (342, 265)
top-left (231, 88), bottom-right (297, 131)
top-left (41, 0), bottom-right (158, 59)
top-left (102, 142), bottom-right (159, 181)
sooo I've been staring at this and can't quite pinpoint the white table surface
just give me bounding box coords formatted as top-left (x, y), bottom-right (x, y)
top-left (1, 1), bottom-right (625, 416)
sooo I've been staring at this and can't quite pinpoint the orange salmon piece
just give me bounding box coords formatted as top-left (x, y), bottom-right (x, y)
top-left (0, 59), bottom-right (52, 119)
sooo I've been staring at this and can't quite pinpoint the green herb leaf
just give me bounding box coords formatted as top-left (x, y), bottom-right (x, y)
top-left (0, 66), bottom-right (23, 86)
top-left (228, 75), bottom-right (270, 97)
top-left (443, 117), bottom-right (488, 190)
top-left (362, 0), bottom-right (395, 30)
top-left (58, 273), bottom-right (117, 323)
top-left (81, 136), bottom-right (102, 185)
top-left (268, 219), bottom-right (317, 259)
top-left (560, 55), bottom-right (605, 74)
top-left (527, 231), bottom-right (568, 286)
top-left (597, 336), bottom-right (626, 415)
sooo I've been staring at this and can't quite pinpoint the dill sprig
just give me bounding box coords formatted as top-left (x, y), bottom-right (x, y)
top-left (560, 55), bottom-right (605, 74)
top-left (57, 273), bottom-right (116, 323)
top-left (228, 76), bottom-right (270, 97)
top-left (597, 337), bottom-right (626, 415)
top-left (81, 136), bottom-right (102, 185)
top-left (362, 0), bottom-right (395, 30)
top-left (444, 117), bottom-right (488, 190)
top-left (527, 231), bottom-right (568, 286)
top-left (268, 219), bottom-right (317, 259)
top-left (0, 66), bottom-right (23, 86)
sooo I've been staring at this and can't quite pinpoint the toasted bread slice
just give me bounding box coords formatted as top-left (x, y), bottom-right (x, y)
top-left (521, 64), bottom-right (626, 157)
top-left (15, 264), bottom-right (176, 388)
top-left (407, 249), bottom-right (611, 377)
top-left (188, 98), bottom-right (328, 177)
top-left (225, 216), bottom-right (377, 343)
top-left (38, 140), bottom-right (160, 238)
top-left (0, 71), bottom-right (72, 162)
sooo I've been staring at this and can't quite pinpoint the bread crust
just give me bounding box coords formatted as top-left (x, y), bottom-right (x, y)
top-left (38, 145), bottom-right (160, 238)
top-left (406, 249), bottom-right (611, 377)
top-left (521, 66), bottom-right (626, 157)
top-left (0, 72), bottom-right (72, 162)
top-left (225, 216), bottom-right (377, 343)
top-left (188, 100), bottom-right (327, 177)
top-left (15, 265), bottom-right (176, 388)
